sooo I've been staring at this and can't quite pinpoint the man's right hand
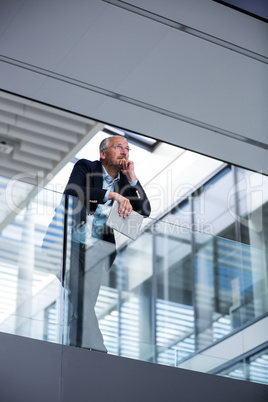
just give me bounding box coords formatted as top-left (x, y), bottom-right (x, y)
top-left (108, 192), bottom-right (133, 218)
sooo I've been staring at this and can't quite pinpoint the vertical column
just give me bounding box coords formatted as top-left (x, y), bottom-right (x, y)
top-left (15, 207), bottom-right (35, 336)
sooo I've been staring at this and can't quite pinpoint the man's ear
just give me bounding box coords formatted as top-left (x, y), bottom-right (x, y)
top-left (100, 150), bottom-right (106, 160)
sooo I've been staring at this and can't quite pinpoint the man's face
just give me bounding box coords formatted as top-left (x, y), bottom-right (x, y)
top-left (101, 137), bottom-right (130, 170)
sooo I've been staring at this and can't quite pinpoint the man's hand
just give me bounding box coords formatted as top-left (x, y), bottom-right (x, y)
top-left (119, 159), bottom-right (137, 183)
top-left (108, 192), bottom-right (133, 218)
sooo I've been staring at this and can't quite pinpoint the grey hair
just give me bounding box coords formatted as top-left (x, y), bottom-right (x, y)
top-left (99, 136), bottom-right (125, 157)
top-left (99, 137), bottom-right (110, 153)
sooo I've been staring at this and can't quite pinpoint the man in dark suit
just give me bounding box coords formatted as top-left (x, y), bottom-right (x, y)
top-left (64, 135), bottom-right (151, 352)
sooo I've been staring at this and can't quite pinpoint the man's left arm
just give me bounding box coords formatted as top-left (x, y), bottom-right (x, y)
top-left (119, 159), bottom-right (151, 217)
top-left (126, 180), bottom-right (151, 217)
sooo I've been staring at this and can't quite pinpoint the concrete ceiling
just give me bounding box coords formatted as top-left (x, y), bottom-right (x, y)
top-left (0, 91), bottom-right (103, 185)
top-left (0, 0), bottom-right (267, 175)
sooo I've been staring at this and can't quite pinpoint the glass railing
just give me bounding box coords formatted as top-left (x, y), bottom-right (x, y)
top-left (0, 175), bottom-right (267, 383)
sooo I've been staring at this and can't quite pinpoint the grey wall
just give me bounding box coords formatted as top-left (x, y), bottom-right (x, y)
top-left (0, 332), bottom-right (267, 402)
top-left (0, 0), bottom-right (267, 174)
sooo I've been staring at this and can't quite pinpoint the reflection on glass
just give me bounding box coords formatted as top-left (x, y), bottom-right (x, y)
top-left (219, 362), bottom-right (246, 381)
top-left (193, 231), bottom-right (267, 350)
top-left (0, 174), bottom-right (267, 385)
top-left (236, 168), bottom-right (268, 251)
top-left (193, 167), bottom-right (236, 240)
top-left (165, 198), bottom-right (192, 228)
top-left (249, 348), bottom-right (268, 384)
top-left (0, 176), bottom-right (64, 342)
top-left (153, 220), bottom-right (194, 365)
top-left (217, 348), bottom-right (268, 385)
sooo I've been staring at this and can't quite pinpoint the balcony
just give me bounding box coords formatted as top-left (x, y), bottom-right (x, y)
top-left (0, 175), bottom-right (267, 385)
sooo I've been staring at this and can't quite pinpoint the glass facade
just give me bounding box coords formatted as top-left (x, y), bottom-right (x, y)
top-left (0, 149), bottom-right (267, 384)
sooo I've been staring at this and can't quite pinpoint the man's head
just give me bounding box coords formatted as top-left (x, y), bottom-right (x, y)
top-left (100, 136), bottom-right (130, 173)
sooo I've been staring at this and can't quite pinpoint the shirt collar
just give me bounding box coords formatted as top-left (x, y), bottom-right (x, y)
top-left (102, 164), bottom-right (120, 184)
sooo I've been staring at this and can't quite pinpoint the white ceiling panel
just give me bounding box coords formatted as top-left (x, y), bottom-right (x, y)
top-left (54, 4), bottom-right (170, 91)
top-left (91, 96), bottom-right (268, 174)
top-left (115, 29), bottom-right (268, 142)
top-left (182, 1), bottom-right (268, 56)
top-left (0, 0), bottom-right (107, 70)
top-left (124, 0), bottom-right (268, 56)
top-left (0, 0), bottom-right (24, 37)
top-left (34, 76), bottom-right (107, 117)
top-left (125, 0), bottom-right (198, 20)
top-left (0, 61), bottom-right (47, 97)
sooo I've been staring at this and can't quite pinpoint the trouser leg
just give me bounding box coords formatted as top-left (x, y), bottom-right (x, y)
top-left (81, 260), bottom-right (107, 352)
top-left (68, 241), bottom-right (107, 352)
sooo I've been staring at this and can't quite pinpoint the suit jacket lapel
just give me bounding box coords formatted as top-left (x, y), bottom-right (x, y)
top-left (92, 161), bottom-right (103, 189)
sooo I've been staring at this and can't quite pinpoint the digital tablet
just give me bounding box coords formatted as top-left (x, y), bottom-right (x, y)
top-left (106, 200), bottom-right (144, 240)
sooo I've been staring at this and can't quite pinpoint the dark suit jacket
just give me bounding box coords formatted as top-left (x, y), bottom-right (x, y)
top-left (64, 159), bottom-right (151, 244)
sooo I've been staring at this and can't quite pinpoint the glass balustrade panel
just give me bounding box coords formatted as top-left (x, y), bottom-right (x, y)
top-left (0, 176), bottom-right (267, 384)
top-left (0, 176), bottom-right (66, 343)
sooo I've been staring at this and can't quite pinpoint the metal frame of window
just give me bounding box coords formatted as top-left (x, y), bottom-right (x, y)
top-left (210, 343), bottom-right (268, 384)
top-left (102, 127), bottom-right (159, 152)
